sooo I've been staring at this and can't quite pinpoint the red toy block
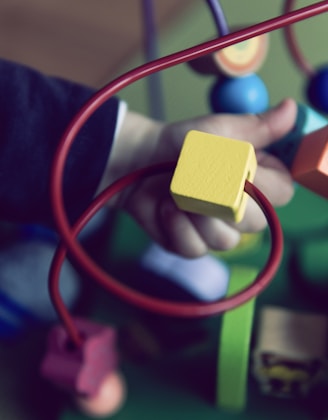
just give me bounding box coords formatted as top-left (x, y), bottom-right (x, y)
top-left (291, 125), bottom-right (328, 199)
top-left (40, 318), bottom-right (118, 397)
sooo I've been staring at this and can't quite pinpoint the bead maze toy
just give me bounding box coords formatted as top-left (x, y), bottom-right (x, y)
top-left (33, 1), bottom-right (328, 419)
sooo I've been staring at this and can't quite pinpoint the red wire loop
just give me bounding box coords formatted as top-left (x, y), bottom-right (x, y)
top-left (49, 1), bottom-right (328, 347)
top-left (49, 163), bottom-right (283, 348)
top-left (283, 0), bottom-right (316, 76)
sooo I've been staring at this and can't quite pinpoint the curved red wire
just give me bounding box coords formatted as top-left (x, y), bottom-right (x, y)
top-left (49, 1), bottom-right (328, 346)
top-left (283, 0), bottom-right (316, 76)
top-left (51, 2), bottom-right (328, 243)
top-left (49, 163), bottom-right (283, 347)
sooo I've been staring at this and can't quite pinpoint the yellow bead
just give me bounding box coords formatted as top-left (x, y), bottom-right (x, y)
top-left (170, 130), bottom-right (257, 223)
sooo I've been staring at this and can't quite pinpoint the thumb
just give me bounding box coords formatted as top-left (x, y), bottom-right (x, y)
top-left (241, 98), bottom-right (298, 149)
top-left (178, 98), bottom-right (298, 150)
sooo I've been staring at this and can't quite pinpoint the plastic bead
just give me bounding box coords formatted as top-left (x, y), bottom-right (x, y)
top-left (209, 73), bottom-right (269, 114)
top-left (266, 104), bottom-right (327, 169)
top-left (306, 66), bottom-right (328, 113)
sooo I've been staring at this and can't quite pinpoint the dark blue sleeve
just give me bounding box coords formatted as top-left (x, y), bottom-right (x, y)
top-left (0, 59), bottom-right (119, 226)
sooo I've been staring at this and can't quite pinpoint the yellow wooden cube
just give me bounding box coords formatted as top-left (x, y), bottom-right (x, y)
top-left (170, 130), bottom-right (257, 223)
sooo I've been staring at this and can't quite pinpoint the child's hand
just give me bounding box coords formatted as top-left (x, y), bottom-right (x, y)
top-left (104, 99), bottom-right (297, 258)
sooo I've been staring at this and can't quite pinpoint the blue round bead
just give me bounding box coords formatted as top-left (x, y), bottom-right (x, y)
top-left (306, 66), bottom-right (328, 113)
top-left (209, 73), bottom-right (269, 114)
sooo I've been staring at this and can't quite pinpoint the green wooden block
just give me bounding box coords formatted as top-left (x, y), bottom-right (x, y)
top-left (217, 266), bottom-right (258, 412)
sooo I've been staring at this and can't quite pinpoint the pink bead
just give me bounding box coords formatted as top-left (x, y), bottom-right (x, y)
top-left (40, 318), bottom-right (118, 396)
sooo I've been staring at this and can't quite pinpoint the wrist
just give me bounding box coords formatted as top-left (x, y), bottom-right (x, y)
top-left (96, 111), bottom-right (163, 208)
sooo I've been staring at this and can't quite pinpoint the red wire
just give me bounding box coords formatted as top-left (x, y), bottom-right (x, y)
top-left (49, 163), bottom-right (283, 347)
top-left (283, 0), bottom-right (316, 76)
top-left (49, 1), bottom-right (328, 346)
